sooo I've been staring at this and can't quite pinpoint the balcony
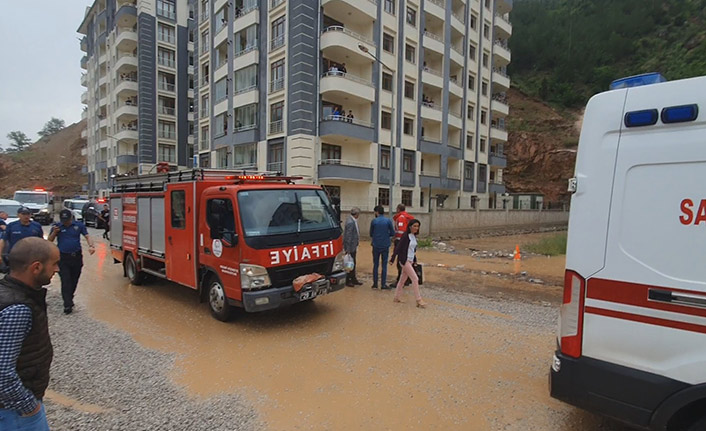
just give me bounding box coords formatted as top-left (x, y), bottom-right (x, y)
top-left (493, 40), bottom-right (512, 65)
top-left (491, 95), bottom-right (509, 116)
top-left (158, 81), bottom-right (176, 93)
top-left (269, 120), bottom-right (284, 135)
top-left (81, 91), bottom-right (88, 104)
top-left (269, 78), bottom-right (284, 94)
top-left (450, 10), bottom-right (465, 33)
top-left (80, 56), bottom-right (87, 70)
top-left (320, 71), bottom-right (375, 103)
top-left (115, 77), bottom-right (138, 95)
top-left (116, 53), bottom-right (138, 70)
top-left (318, 160), bottom-right (374, 182)
top-left (116, 27), bottom-right (137, 50)
top-left (495, 13), bottom-right (512, 38)
top-left (320, 115), bottom-right (375, 143)
top-left (448, 112), bottom-right (463, 130)
top-left (270, 34), bottom-right (285, 52)
top-left (489, 182), bottom-right (506, 194)
top-left (158, 130), bottom-right (176, 140)
top-left (421, 103), bottom-right (442, 122)
top-left (425, 0), bottom-right (445, 20)
top-left (492, 68), bottom-right (510, 90)
top-left (117, 154), bottom-right (138, 165)
top-left (115, 103), bottom-right (139, 119)
top-left (422, 67), bottom-right (443, 89)
top-left (422, 32), bottom-right (444, 55)
top-left (80, 37), bottom-right (87, 52)
top-left (114, 127), bottom-right (138, 143)
top-left (158, 106), bottom-right (176, 117)
top-left (450, 44), bottom-right (464, 66)
top-left (449, 76), bottom-right (463, 95)
top-left (271, 0), bottom-right (286, 10)
top-left (490, 125), bottom-right (508, 141)
top-left (320, 26), bottom-right (375, 62)
top-left (489, 152), bottom-right (507, 168)
top-left (322, 0), bottom-right (377, 20)
top-left (497, 0), bottom-right (513, 15)
top-left (158, 57), bottom-right (176, 70)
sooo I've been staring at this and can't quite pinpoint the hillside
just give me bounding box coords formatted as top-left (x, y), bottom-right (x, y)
top-left (504, 88), bottom-right (579, 204)
top-left (0, 120), bottom-right (86, 198)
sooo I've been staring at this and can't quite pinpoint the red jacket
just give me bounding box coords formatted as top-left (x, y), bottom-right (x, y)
top-left (392, 211), bottom-right (413, 240)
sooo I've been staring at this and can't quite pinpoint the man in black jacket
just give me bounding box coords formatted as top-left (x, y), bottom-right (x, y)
top-left (0, 237), bottom-right (59, 430)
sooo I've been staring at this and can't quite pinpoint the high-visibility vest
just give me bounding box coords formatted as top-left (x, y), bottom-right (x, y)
top-left (393, 212), bottom-right (412, 239)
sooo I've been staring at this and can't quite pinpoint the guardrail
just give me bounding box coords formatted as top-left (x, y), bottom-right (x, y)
top-left (321, 71), bottom-right (373, 87)
top-left (321, 26), bottom-right (374, 46)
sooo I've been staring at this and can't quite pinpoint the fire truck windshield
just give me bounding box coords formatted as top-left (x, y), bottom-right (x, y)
top-left (237, 189), bottom-right (338, 237)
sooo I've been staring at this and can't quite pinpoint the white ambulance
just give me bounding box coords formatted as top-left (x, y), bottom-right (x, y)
top-left (550, 73), bottom-right (706, 431)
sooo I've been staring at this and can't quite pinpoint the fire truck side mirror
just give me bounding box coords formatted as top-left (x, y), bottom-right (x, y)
top-left (222, 230), bottom-right (238, 247)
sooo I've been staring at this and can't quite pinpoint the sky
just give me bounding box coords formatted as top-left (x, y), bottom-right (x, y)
top-left (0, 2), bottom-right (91, 149)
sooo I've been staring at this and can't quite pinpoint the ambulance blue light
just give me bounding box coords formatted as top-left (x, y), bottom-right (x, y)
top-left (609, 73), bottom-right (666, 90)
top-left (661, 104), bottom-right (698, 124)
top-left (624, 109), bottom-right (658, 128)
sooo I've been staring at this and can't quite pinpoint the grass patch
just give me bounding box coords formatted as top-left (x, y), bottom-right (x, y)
top-left (525, 233), bottom-right (567, 256)
top-left (417, 237), bottom-right (434, 248)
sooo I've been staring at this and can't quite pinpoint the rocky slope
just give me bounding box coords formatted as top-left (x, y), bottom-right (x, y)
top-left (0, 120), bottom-right (86, 198)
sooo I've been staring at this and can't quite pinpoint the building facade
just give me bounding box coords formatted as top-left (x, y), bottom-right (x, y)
top-left (80, 0), bottom-right (511, 209)
top-left (79, 0), bottom-right (193, 196)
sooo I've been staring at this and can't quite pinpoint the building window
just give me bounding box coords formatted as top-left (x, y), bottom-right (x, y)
top-left (480, 138), bottom-right (486, 152)
top-left (158, 47), bottom-right (176, 68)
top-left (170, 190), bottom-right (186, 229)
top-left (158, 23), bottom-right (175, 44)
top-left (158, 121), bottom-right (176, 139)
top-left (268, 142), bottom-right (284, 172)
top-left (380, 146), bottom-right (390, 169)
top-left (200, 125), bottom-right (209, 146)
top-left (234, 64), bottom-right (257, 92)
top-left (158, 144), bottom-right (176, 163)
top-left (233, 143), bottom-right (257, 168)
top-left (403, 150), bottom-right (414, 172)
top-left (322, 143), bottom-right (341, 162)
top-left (403, 117), bottom-right (414, 136)
top-left (466, 134), bottom-right (473, 150)
top-left (270, 59), bottom-right (285, 92)
top-left (157, 0), bottom-right (176, 20)
top-left (235, 24), bottom-right (258, 55)
top-left (468, 74), bottom-right (475, 90)
top-left (384, 0), bottom-right (395, 15)
top-left (271, 16), bottom-right (285, 50)
top-left (470, 14), bottom-right (477, 30)
top-left (481, 110), bottom-right (487, 125)
top-left (215, 5), bottom-right (228, 33)
top-left (270, 101), bottom-right (284, 133)
top-left (482, 81), bottom-right (488, 96)
top-left (467, 104), bottom-right (475, 119)
top-left (485, 0), bottom-right (490, 9)
top-left (383, 33), bottom-right (395, 53)
top-left (401, 190), bottom-right (413, 207)
top-left (406, 7), bottom-right (416, 26)
top-left (378, 188), bottom-right (390, 206)
top-left (382, 72), bottom-right (393, 91)
top-left (214, 78), bottom-right (228, 103)
top-left (381, 111), bottom-right (392, 130)
top-left (464, 161), bottom-right (474, 180)
top-left (234, 103), bottom-right (258, 130)
top-left (404, 43), bottom-right (415, 64)
top-left (482, 52), bottom-right (489, 68)
top-left (200, 30), bottom-right (210, 53)
top-left (469, 44), bottom-right (476, 60)
top-left (404, 80), bottom-right (415, 99)
top-left (216, 147), bottom-right (230, 167)
top-left (215, 113), bottom-right (229, 137)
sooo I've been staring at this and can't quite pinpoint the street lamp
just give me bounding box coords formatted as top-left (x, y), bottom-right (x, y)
top-left (358, 43), bottom-right (395, 209)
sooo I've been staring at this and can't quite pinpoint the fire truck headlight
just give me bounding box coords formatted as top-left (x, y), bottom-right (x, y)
top-left (240, 264), bottom-right (271, 291)
top-left (332, 251), bottom-right (345, 272)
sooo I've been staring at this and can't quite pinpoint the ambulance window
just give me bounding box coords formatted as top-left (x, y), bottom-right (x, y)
top-left (171, 190), bottom-right (186, 229)
top-left (206, 198), bottom-right (235, 238)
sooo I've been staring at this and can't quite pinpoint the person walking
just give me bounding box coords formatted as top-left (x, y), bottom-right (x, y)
top-left (343, 207), bottom-right (362, 287)
top-left (0, 237), bottom-right (60, 431)
top-left (0, 207), bottom-right (44, 258)
top-left (369, 206), bottom-right (395, 289)
top-left (99, 204), bottom-right (110, 240)
top-left (47, 209), bottom-right (95, 315)
top-left (389, 219), bottom-right (427, 308)
top-left (392, 204), bottom-right (413, 284)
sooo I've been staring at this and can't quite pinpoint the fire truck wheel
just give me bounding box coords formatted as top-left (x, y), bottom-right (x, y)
top-left (125, 253), bottom-right (145, 285)
top-left (207, 276), bottom-right (232, 321)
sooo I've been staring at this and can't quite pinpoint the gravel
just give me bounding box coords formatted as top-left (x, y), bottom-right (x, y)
top-left (43, 288), bottom-right (263, 431)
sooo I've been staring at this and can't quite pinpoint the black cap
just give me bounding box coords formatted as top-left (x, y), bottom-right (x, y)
top-left (59, 209), bottom-right (73, 221)
top-left (17, 206), bottom-right (31, 214)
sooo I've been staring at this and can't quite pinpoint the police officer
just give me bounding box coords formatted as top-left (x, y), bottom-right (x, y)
top-left (0, 206), bottom-right (44, 258)
top-left (47, 209), bottom-right (95, 314)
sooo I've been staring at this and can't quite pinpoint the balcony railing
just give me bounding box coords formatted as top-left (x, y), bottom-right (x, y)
top-left (156, 7), bottom-right (176, 20)
top-left (159, 106), bottom-right (176, 116)
top-left (491, 123), bottom-right (507, 131)
top-left (200, 106), bottom-right (209, 118)
top-left (495, 13), bottom-right (511, 24)
top-left (270, 78), bottom-right (284, 93)
top-left (449, 76), bottom-right (461, 87)
top-left (158, 131), bottom-right (176, 139)
top-left (269, 120), bottom-right (284, 134)
top-left (492, 67), bottom-right (509, 77)
top-left (270, 34), bottom-right (285, 51)
top-left (267, 161), bottom-right (284, 172)
top-left (452, 11), bottom-right (466, 23)
top-left (321, 26), bottom-right (374, 46)
top-left (321, 115), bottom-right (373, 128)
top-left (234, 84), bottom-right (257, 95)
top-left (271, 0), bottom-right (285, 8)
top-left (158, 33), bottom-right (176, 44)
top-left (234, 43), bottom-right (258, 58)
top-left (494, 39), bottom-right (511, 53)
top-left (234, 122), bottom-right (257, 132)
top-left (448, 171), bottom-right (461, 180)
top-left (320, 159), bottom-right (373, 169)
top-left (451, 44), bottom-right (464, 56)
top-left (420, 170), bottom-right (441, 177)
top-left (159, 82), bottom-right (175, 92)
top-left (428, 0), bottom-right (444, 7)
top-left (200, 42), bottom-right (210, 54)
top-left (321, 71), bottom-right (373, 87)
top-left (421, 102), bottom-right (442, 111)
top-left (158, 57), bottom-right (176, 68)
top-left (423, 31), bottom-right (443, 43)
top-left (235, 5), bottom-right (258, 19)
top-left (422, 66), bottom-right (442, 77)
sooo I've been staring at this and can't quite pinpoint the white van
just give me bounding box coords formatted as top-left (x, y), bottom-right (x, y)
top-left (62, 199), bottom-right (89, 222)
top-left (550, 73), bottom-right (706, 431)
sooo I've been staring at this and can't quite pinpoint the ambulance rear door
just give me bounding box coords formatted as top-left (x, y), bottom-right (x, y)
top-left (582, 76), bottom-right (706, 384)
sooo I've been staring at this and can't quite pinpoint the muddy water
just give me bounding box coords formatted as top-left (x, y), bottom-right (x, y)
top-left (72, 238), bottom-right (617, 430)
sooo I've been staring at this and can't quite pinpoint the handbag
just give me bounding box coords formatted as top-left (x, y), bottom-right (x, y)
top-left (414, 264), bottom-right (423, 285)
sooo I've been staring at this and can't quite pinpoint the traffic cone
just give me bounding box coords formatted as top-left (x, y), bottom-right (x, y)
top-left (513, 245), bottom-right (521, 260)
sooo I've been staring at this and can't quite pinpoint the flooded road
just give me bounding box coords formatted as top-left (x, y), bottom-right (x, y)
top-left (59, 229), bottom-right (627, 430)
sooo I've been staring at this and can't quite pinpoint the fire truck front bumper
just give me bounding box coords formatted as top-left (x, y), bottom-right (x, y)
top-left (240, 271), bottom-right (347, 312)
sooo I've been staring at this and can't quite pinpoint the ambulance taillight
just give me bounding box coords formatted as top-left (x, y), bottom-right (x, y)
top-left (559, 270), bottom-right (585, 358)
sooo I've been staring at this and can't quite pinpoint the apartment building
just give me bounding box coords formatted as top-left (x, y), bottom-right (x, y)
top-left (191, 0), bottom-right (511, 211)
top-left (79, 0), bottom-right (193, 196)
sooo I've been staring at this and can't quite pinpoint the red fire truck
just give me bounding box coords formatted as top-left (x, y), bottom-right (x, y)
top-left (109, 169), bottom-right (347, 321)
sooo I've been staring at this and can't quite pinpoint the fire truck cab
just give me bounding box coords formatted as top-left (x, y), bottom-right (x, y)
top-left (550, 74), bottom-right (706, 430)
top-left (110, 169), bottom-right (347, 321)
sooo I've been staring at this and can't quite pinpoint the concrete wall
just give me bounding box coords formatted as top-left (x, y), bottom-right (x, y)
top-left (350, 208), bottom-right (569, 238)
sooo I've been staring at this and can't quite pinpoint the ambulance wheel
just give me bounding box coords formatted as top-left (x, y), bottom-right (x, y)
top-left (124, 253), bottom-right (144, 285)
top-left (207, 276), bottom-right (232, 322)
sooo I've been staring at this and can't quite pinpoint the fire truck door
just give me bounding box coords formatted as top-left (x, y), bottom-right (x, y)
top-left (202, 196), bottom-right (241, 301)
top-left (165, 184), bottom-right (196, 288)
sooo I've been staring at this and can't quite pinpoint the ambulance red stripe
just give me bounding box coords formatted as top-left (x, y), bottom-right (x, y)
top-left (585, 306), bottom-right (706, 334)
top-left (586, 278), bottom-right (706, 319)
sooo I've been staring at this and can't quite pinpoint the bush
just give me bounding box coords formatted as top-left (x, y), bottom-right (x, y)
top-left (525, 233), bottom-right (568, 256)
top-left (417, 237), bottom-right (434, 248)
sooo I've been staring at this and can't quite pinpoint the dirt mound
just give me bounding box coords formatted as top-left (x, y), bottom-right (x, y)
top-left (0, 120), bottom-right (86, 198)
top-left (505, 88), bottom-right (580, 204)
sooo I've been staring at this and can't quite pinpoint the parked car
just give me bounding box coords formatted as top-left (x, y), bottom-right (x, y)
top-left (0, 199), bottom-right (22, 225)
top-left (82, 200), bottom-right (108, 228)
top-left (63, 199), bottom-right (89, 222)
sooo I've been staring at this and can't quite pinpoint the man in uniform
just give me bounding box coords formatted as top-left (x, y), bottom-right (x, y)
top-left (47, 209), bottom-right (95, 314)
top-left (0, 237), bottom-right (60, 430)
top-left (0, 207), bottom-right (44, 258)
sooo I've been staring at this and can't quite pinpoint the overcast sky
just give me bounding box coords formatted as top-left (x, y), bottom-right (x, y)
top-left (0, 2), bottom-right (90, 149)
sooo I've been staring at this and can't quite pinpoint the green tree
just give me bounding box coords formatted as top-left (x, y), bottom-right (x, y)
top-left (6, 131), bottom-right (32, 152)
top-left (37, 117), bottom-right (66, 138)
